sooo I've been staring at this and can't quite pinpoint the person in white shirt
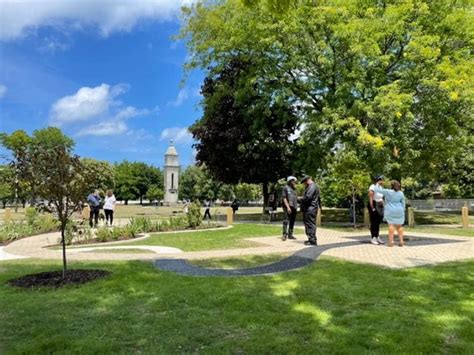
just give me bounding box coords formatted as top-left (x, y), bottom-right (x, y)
top-left (368, 176), bottom-right (385, 245)
top-left (103, 189), bottom-right (117, 226)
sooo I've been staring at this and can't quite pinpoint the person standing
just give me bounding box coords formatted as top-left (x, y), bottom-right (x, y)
top-left (203, 199), bottom-right (212, 220)
top-left (299, 176), bottom-right (320, 246)
top-left (103, 190), bottom-right (116, 226)
top-left (375, 180), bottom-right (406, 247)
top-left (282, 176), bottom-right (298, 241)
top-left (368, 175), bottom-right (385, 245)
top-left (87, 190), bottom-right (101, 228)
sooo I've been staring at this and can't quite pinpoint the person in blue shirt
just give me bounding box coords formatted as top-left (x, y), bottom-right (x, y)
top-left (375, 180), bottom-right (405, 247)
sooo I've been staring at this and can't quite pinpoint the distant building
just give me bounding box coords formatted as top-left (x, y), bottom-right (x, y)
top-left (164, 141), bottom-right (179, 205)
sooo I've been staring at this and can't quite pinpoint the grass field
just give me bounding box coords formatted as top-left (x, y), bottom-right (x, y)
top-left (121, 224), bottom-right (295, 251)
top-left (0, 258), bottom-right (472, 353)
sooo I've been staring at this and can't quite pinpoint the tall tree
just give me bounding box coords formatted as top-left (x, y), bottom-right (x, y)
top-left (190, 57), bottom-right (299, 207)
top-left (181, 0), bottom-right (473, 183)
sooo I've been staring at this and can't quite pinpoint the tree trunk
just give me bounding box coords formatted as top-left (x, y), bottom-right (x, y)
top-left (125, 199), bottom-right (129, 205)
top-left (140, 195), bottom-right (143, 205)
top-left (61, 223), bottom-right (67, 278)
top-left (262, 182), bottom-right (269, 214)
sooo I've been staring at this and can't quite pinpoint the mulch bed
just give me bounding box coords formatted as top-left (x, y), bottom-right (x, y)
top-left (7, 269), bottom-right (110, 289)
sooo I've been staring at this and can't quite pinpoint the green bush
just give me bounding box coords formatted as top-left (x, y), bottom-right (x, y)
top-left (25, 207), bottom-right (39, 226)
top-left (187, 202), bottom-right (202, 228)
top-left (0, 214), bottom-right (58, 244)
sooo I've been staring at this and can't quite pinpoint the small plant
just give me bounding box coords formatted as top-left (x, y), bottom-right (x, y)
top-left (95, 227), bottom-right (112, 243)
top-left (25, 207), bottom-right (39, 227)
top-left (187, 202), bottom-right (202, 228)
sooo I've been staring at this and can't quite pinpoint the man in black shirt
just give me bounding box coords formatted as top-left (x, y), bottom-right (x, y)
top-left (299, 176), bottom-right (320, 246)
top-left (282, 176), bottom-right (298, 241)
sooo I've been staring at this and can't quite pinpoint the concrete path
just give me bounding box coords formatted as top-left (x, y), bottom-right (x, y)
top-left (2, 227), bottom-right (473, 273)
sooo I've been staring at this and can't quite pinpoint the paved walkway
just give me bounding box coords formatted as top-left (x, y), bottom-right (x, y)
top-left (2, 227), bottom-right (473, 274)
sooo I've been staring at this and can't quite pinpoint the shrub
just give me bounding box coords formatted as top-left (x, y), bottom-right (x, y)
top-left (95, 227), bottom-right (112, 243)
top-left (25, 207), bottom-right (39, 226)
top-left (187, 202), bottom-right (202, 228)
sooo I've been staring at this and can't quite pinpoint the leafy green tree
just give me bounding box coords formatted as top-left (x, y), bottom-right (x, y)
top-left (179, 165), bottom-right (220, 201)
top-left (189, 57), bottom-right (299, 208)
top-left (217, 184), bottom-right (235, 202)
top-left (81, 158), bottom-right (115, 194)
top-left (1, 128), bottom-right (90, 277)
top-left (181, 0), bottom-right (473, 183)
top-left (234, 183), bottom-right (261, 203)
top-left (0, 166), bottom-right (13, 208)
top-left (114, 161), bottom-right (139, 204)
top-left (146, 185), bottom-right (164, 205)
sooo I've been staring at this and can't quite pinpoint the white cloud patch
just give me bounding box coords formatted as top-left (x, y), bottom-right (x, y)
top-left (0, 0), bottom-right (198, 41)
top-left (160, 127), bottom-right (193, 144)
top-left (50, 83), bottom-right (127, 125)
top-left (167, 87), bottom-right (201, 107)
top-left (0, 84), bottom-right (7, 98)
top-left (76, 121), bottom-right (127, 137)
top-left (51, 83), bottom-right (157, 137)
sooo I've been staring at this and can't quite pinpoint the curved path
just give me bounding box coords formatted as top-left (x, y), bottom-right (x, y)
top-left (2, 226), bottom-right (473, 276)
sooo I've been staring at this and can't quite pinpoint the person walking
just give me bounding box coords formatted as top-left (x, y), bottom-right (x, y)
top-left (282, 176), bottom-right (298, 241)
top-left (231, 199), bottom-right (240, 215)
top-left (375, 180), bottom-right (406, 247)
top-left (103, 189), bottom-right (116, 226)
top-left (203, 199), bottom-right (212, 220)
top-left (299, 176), bottom-right (320, 246)
top-left (368, 175), bottom-right (385, 245)
top-left (87, 190), bottom-right (101, 228)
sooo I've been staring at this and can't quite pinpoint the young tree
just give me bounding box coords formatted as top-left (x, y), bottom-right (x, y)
top-left (146, 185), bottom-right (164, 205)
top-left (1, 128), bottom-right (90, 277)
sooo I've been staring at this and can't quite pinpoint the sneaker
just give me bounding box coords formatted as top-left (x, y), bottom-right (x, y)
top-left (304, 240), bottom-right (317, 246)
top-left (371, 238), bottom-right (380, 245)
top-left (282, 235), bottom-right (287, 241)
top-left (288, 235), bottom-right (297, 240)
top-left (376, 237), bottom-right (385, 244)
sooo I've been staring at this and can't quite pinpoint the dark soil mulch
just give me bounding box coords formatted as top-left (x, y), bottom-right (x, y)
top-left (7, 269), bottom-right (110, 289)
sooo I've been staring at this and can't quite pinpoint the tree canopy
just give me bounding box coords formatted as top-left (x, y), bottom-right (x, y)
top-left (180, 0), bottom-right (474, 189)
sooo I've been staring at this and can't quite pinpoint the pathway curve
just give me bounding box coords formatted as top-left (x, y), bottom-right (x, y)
top-left (2, 227), bottom-right (473, 275)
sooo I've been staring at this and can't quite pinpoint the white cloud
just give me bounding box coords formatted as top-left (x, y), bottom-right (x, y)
top-left (167, 86), bottom-right (201, 107)
top-left (38, 36), bottom-right (70, 53)
top-left (168, 88), bottom-right (189, 107)
top-left (50, 83), bottom-right (127, 125)
top-left (160, 127), bottom-right (193, 144)
top-left (76, 121), bottom-right (127, 137)
top-left (0, 0), bottom-right (198, 41)
top-left (0, 84), bottom-right (7, 98)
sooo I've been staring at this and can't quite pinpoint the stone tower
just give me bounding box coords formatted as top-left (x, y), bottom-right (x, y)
top-left (164, 141), bottom-right (179, 205)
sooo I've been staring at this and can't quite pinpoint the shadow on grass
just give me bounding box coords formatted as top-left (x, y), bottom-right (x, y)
top-left (0, 258), bottom-right (472, 353)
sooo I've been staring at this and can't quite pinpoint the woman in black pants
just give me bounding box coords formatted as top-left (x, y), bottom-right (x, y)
top-left (103, 190), bottom-right (116, 226)
top-left (368, 176), bottom-right (385, 245)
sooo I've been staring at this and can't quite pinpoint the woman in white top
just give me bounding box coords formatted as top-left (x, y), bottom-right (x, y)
top-left (103, 189), bottom-right (117, 226)
top-left (368, 175), bottom-right (385, 245)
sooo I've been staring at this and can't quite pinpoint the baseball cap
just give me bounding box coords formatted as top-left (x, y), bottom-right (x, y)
top-left (287, 176), bottom-right (297, 182)
top-left (374, 175), bottom-right (384, 182)
top-left (300, 175), bottom-right (311, 183)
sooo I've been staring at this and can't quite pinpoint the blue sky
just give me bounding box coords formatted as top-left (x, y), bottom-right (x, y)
top-left (0, 0), bottom-right (202, 167)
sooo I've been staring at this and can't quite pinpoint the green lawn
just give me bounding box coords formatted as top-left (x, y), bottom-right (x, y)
top-left (120, 224), bottom-right (296, 251)
top-left (0, 258), bottom-right (472, 353)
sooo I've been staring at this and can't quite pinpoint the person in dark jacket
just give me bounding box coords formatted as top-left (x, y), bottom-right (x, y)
top-left (87, 190), bottom-right (101, 228)
top-left (282, 176), bottom-right (298, 241)
top-left (298, 176), bottom-right (320, 246)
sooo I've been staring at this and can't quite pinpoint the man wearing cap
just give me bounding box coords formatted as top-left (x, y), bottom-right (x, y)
top-left (282, 176), bottom-right (298, 241)
top-left (299, 176), bottom-right (320, 246)
top-left (368, 175), bottom-right (385, 245)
